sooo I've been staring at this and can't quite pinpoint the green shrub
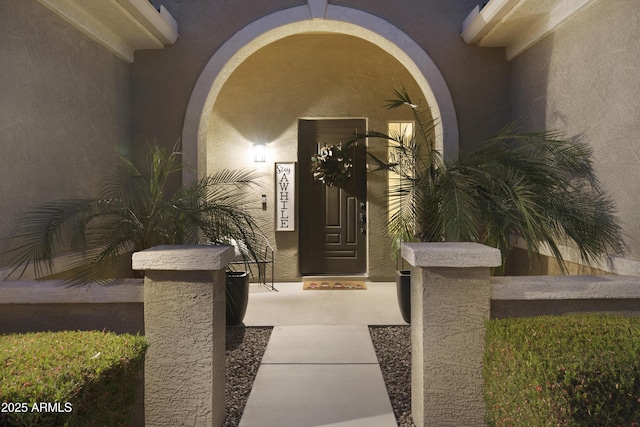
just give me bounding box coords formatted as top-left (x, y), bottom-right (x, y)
top-left (484, 314), bottom-right (640, 426)
top-left (0, 330), bottom-right (147, 427)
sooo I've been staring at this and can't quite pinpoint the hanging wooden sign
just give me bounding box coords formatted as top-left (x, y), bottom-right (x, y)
top-left (275, 162), bottom-right (295, 231)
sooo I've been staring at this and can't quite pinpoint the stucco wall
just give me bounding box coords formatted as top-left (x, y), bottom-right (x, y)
top-left (130, 0), bottom-right (306, 168)
top-left (0, 303), bottom-right (144, 335)
top-left (0, 1), bottom-right (130, 260)
top-left (510, 0), bottom-right (640, 263)
top-left (332, 0), bottom-right (511, 154)
top-left (132, 0), bottom-right (509, 158)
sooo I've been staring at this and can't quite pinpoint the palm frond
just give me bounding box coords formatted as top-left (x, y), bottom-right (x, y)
top-left (2, 143), bottom-right (265, 285)
top-left (2, 199), bottom-right (98, 279)
top-left (367, 89), bottom-right (624, 273)
top-left (438, 168), bottom-right (482, 242)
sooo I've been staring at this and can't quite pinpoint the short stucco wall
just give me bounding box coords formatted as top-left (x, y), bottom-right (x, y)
top-left (2, 275), bottom-right (640, 333)
top-left (491, 275), bottom-right (640, 319)
top-left (0, 279), bottom-right (144, 334)
top-left (0, 303), bottom-right (143, 335)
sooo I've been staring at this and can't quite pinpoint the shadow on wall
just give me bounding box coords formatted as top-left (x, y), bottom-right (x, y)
top-left (505, 247), bottom-right (610, 276)
top-left (510, 33), bottom-right (553, 130)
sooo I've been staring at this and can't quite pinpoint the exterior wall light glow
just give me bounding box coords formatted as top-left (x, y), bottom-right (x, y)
top-left (253, 142), bottom-right (266, 162)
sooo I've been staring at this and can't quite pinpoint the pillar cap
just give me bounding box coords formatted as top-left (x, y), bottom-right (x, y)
top-left (401, 242), bottom-right (502, 268)
top-left (132, 245), bottom-right (235, 271)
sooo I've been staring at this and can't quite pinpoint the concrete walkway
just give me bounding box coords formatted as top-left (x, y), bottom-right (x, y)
top-left (239, 282), bottom-right (406, 427)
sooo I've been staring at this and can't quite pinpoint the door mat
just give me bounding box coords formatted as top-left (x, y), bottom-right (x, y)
top-left (303, 281), bottom-right (367, 290)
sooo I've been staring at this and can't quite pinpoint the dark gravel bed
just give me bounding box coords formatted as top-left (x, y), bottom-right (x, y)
top-left (224, 326), bottom-right (273, 427)
top-left (369, 325), bottom-right (415, 427)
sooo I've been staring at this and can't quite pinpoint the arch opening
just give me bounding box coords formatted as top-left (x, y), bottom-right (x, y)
top-left (181, 3), bottom-right (459, 280)
top-left (182, 3), bottom-right (458, 184)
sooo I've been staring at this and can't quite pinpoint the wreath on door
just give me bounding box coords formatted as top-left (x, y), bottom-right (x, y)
top-left (311, 143), bottom-right (353, 187)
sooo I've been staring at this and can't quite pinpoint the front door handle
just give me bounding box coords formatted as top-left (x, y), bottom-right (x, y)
top-left (359, 213), bottom-right (366, 224)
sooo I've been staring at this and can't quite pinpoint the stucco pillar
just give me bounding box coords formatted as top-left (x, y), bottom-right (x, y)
top-left (132, 245), bottom-right (235, 427)
top-left (401, 242), bottom-right (502, 427)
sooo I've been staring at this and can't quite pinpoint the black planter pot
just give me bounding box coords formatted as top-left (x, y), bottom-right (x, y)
top-left (226, 271), bottom-right (250, 326)
top-left (396, 269), bottom-right (411, 324)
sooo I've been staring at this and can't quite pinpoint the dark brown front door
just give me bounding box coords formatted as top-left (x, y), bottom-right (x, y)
top-left (298, 119), bottom-right (367, 275)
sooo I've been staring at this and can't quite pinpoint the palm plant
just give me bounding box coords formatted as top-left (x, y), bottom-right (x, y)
top-left (3, 143), bottom-right (262, 284)
top-left (363, 88), bottom-right (624, 273)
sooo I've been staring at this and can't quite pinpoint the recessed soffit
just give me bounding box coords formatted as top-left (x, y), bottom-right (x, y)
top-left (461, 0), bottom-right (598, 60)
top-left (35, 0), bottom-right (178, 63)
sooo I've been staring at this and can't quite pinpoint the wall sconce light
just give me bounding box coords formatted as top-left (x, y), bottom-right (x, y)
top-left (253, 141), bottom-right (266, 163)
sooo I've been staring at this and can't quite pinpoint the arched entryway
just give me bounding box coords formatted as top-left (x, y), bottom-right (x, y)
top-left (181, 1), bottom-right (459, 281)
top-left (182, 1), bottom-right (458, 182)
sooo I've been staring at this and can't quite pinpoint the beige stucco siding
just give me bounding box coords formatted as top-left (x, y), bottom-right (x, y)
top-left (130, 0), bottom-right (307, 170)
top-left (332, 0), bottom-right (512, 154)
top-left (0, 0), bottom-right (130, 258)
top-left (130, 0), bottom-right (510, 172)
top-left (510, 0), bottom-right (640, 261)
